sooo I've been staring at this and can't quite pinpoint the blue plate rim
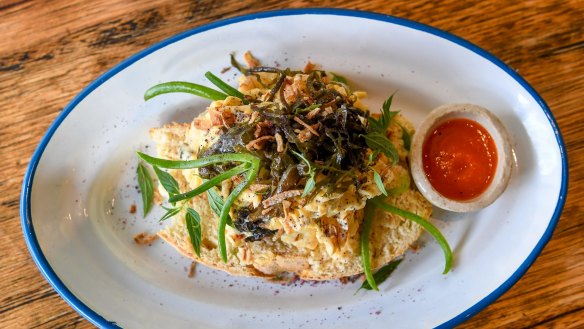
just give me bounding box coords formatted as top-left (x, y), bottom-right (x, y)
top-left (20, 7), bottom-right (568, 329)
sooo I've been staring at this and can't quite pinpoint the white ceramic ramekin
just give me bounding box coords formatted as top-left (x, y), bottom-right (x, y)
top-left (410, 104), bottom-right (513, 212)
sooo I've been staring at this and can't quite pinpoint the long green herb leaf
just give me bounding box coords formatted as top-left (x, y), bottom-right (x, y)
top-left (360, 200), bottom-right (379, 291)
top-left (153, 166), bottom-right (180, 196)
top-left (381, 94), bottom-right (397, 123)
top-left (168, 163), bottom-right (250, 203)
top-left (137, 152), bottom-right (259, 169)
top-left (368, 94), bottom-right (398, 132)
top-left (144, 81), bottom-right (228, 101)
top-left (291, 150), bottom-right (317, 198)
top-left (358, 258), bottom-right (403, 291)
top-left (302, 176), bottom-right (316, 197)
top-left (204, 71), bottom-right (248, 104)
top-left (290, 150), bottom-right (313, 173)
top-left (294, 103), bottom-right (321, 115)
top-left (136, 162), bottom-right (154, 217)
top-left (373, 170), bottom-right (388, 196)
top-left (365, 94), bottom-right (399, 162)
top-left (160, 206), bottom-right (182, 222)
top-left (362, 132), bottom-right (399, 164)
top-left (398, 123), bottom-right (411, 151)
top-left (331, 73), bottom-right (348, 84)
top-left (185, 207), bottom-right (202, 257)
top-left (371, 200), bottom-right (453, 274)
top-left (206, 187), bottom-right (226, 219)
top-left (366, 150), bottom-right (378, 167)
top-left (230, 52), bottom-right (248, 74)
top-left (218, 158), bottom-right (260, 262)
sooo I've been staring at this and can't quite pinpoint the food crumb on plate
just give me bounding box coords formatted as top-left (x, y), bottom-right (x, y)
top-left (188, 261), bottom-right (197, 278)
top-left (134, 232), bottom-right (158, 245)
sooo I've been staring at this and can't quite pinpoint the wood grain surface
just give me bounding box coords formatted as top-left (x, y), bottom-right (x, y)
top-left (1, 0), bottom-right (582, 328)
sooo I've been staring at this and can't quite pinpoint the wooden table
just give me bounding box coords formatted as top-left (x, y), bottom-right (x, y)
top-left (1, 1), bottom-right (582, 327)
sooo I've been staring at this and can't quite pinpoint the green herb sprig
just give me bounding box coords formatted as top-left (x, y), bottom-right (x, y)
top-left (371, 168), bottom-right (412, 199)
top-left (137, 151), bottom-right (261, 263)
top-left (294, 103), bottom-right (321, 115)
top-left (217, 160), bottom-right (260, 260)
top-left (168, 164), bottom-right (250, 203)
top-left (144, 70), bottom-right (247, 105)
top-left (360, 201), bottom-right (379, 290)
top-left (358, 258), bottom-right (403, 292)
top-left (144, 82), bottom-right (228, 101)
top-left (185, 207), bottom-right (202, 257)
top-left (368, 94), bottom-right (398, 132)
top-left (373, 170), bottom-right (388, 196)
top-left (398, 123), bottom-right (412, 151)
top-left (160, 205), bottom-right (182, 222)
top-left (362, 94), bottom-right (399, 164)
top-left (204, 71), bottom-right (249, 104)
top-left (136, 162), bottom-right (154, 216)
top-left (290, 150), bottom-right (317, 197)
top-left (360, 196), bottom-right (453, 291)
top-left (371, 199), bottom-right (453, 274)
top-left (153, 166), bottom-right (180, 196)
top-left (330, 73), bottom-right (349, 84)
top-left (230, 52), bottom-right (248, 74)
top-left (206, 186), bottom-right (230, 225)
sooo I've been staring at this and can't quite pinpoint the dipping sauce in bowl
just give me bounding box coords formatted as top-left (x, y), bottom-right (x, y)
top-left (422, 118), bottom-right (497, 201)
top-left (411, 104), bottom-right (512, 212)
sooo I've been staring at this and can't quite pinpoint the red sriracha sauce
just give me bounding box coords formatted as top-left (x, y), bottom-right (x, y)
top-left (422, 118), bottom-right (497, 201)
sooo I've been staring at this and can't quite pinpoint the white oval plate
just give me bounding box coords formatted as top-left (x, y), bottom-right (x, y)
top-left (21, 9), bottom-right (567, 329)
